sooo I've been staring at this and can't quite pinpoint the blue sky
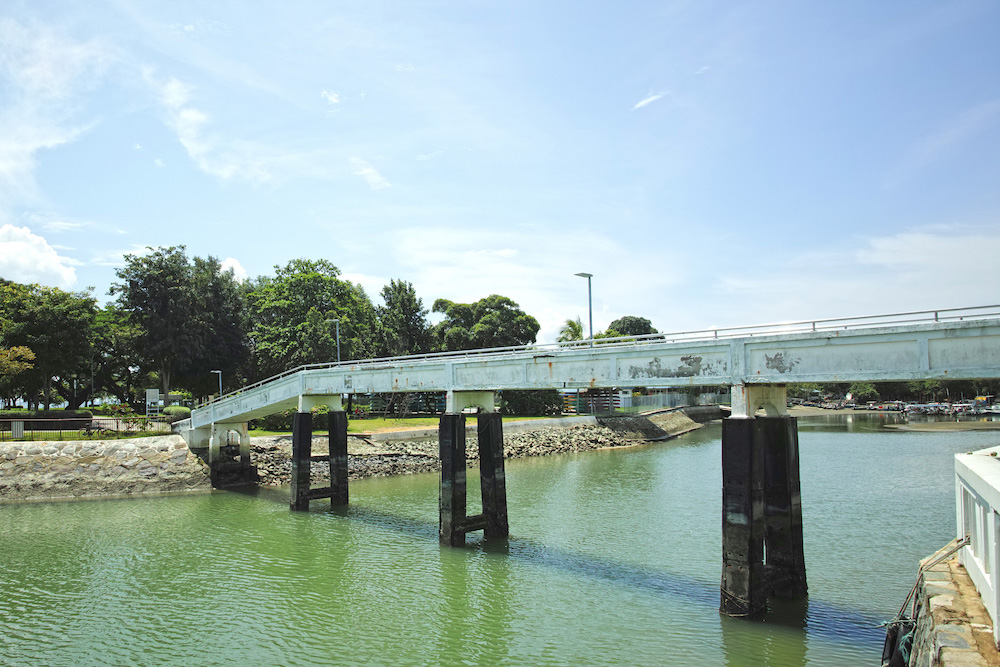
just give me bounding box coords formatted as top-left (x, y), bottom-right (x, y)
top-left (1, 0), bottom-right (998, 343)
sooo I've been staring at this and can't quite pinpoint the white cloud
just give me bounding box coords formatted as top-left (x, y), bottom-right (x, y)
top-left (149, 74), bottom-right (331, 184)
top-left (0, 19), bottom-right (113, 205)
top-left (90, 245), bottom-right (152, 267)
top-left (154, 158), bottom-right (165, 168)
top-left (220, 257), bottom-right (248, 282)
top-left (632, 92), bottom-right (665, 110)
top-left (855, 227), bottom-right (1000, 276)
top-left (350, 157), bottom-right (391, 190)
top-left (0, 18), bottom-right (113, 101)
top-left (887, 99), bottom-right (1000, 185)
top-left (40, 218), bottom-right (88, 233)
top-left (416, 150), bottom-right (445, 161)
top-left (0, 224), bottom-right (77, 288)
top-left (321, 90), bottom-right (340, 105)
top-left (710, 224), bottom-right (1000, 327)
top-left (167, 20), bottom-right (228, 37)
top-left (341, 272), bottom-right (387, 301)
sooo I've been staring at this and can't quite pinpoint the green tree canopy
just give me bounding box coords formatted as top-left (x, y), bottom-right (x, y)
top-left (557, 317), bottom-right (584, 343)
top-left (90, 303), bottom-right (145, 406)
top-left (174, 256), bottom-right (250, 396)
top-left (247, 258), bottom-right (377, 377)
top-left (847, 381), bottom-right (878, 402)
top-left (377, 279), bottom-right (432, 357)
top-left (432, 295), bottom-right (540, 351)
top-left (0, 280), bottom-right (96, 410)
top-left (112, 246), bottom-right (249, 402)
top-left (607, 315), bottom-right (658, 336)
top-left (111, 246), bottom-right (199, 402)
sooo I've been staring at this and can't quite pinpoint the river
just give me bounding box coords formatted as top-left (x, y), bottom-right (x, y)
top-left (1, 413), bottom-right (995, 666)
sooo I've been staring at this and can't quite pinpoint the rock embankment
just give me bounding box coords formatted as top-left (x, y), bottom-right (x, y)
top-left (0, 435), bottom-right (212, 502)
top-left (253, 424), bottom-right (636, 487)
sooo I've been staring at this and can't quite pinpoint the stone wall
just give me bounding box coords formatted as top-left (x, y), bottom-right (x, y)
top-left (908, 556), bottom-right (999, 666)
top-left (0, 435), bottom-right (212, 502)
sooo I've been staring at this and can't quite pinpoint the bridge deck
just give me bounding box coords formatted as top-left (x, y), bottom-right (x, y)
top-left (186, 307), bottom-right (1000, 429)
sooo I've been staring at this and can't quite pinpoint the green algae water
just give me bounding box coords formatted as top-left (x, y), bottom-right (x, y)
top-left (2, 414), bottom-right (995, 666)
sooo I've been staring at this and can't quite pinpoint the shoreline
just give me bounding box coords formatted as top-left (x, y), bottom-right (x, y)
top-left (252, 419), bottom-right (691, 487)
top-left (786, 405), bottom-right (1000, 431)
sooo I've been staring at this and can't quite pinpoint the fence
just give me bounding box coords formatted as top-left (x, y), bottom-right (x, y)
top-left (0, 417), bottom-right (172, 442)
top-left (955, 447), bottom-right (1000, 646)
top-left (616, 391), bottom-right (732, 414)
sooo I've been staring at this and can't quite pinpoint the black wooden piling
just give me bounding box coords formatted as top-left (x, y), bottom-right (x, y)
top-left (721, 415), bottom-right (808, 618)
top-left (721, 417), bottom-right (767, 618)
top-left (760, 416), bottom-right (807, 599)
top-left (329, 410), bottom-right (349, 506)
top-left (290, 411), bottom-right (313, 511)
top-left (439, 414), bottom-right (467, 546)
top-left (439, 412), bottom-right (510, 547)
top-left (477, 412), bottom-right (509, 541)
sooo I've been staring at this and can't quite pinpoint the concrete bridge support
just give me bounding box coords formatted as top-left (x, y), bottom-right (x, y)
top-left (204, 422), bottom-right (251, 486)
top-left (290, 396), bottom-right (348, 511)
top-left (439, 391), bottom-right (509, 546)
top-left (721, 384), bottom-right (807, 618)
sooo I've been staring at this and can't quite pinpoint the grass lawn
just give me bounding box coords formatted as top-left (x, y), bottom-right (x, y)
top-left (248, 414), bottom-right (558, 438)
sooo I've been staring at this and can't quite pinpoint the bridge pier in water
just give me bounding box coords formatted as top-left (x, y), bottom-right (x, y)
top-left (290, 396), bottom-right (349, 511)
top-left (721, 384), bottom-right (807, 618)
top-left (439, 391), bottom-right (509, 547)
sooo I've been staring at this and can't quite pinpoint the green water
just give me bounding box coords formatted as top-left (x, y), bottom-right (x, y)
top-left (2, 414), bottom-right (996, 666)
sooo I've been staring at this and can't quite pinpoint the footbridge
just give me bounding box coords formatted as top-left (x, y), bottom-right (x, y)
top-left (177, 305), bottom-right (1000, 618)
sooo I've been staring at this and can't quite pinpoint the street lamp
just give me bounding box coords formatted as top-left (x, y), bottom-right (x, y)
top-left (574, 272), bottom-right (593, 347)
top-left (211, 370), bottom-right (222, 398)
top-left (325, 319), bottom-right (341, 363)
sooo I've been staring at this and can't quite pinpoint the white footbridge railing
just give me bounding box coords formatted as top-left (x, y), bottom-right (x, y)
top-left (176, 305), bottom-right (1000, 442)
top-left (956, 448), bottom-right (1000, 645)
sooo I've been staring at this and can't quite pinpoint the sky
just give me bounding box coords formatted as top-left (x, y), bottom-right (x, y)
top-left (1, 0), bottom-right (998, 344)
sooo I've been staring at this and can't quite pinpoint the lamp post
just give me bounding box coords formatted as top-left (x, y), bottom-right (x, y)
top-left (325, 319), bottom-right (341, 363)
top-left (574, 272), bottom-right (594, 347)
top-left (211, 370), bottom-right (222, 398)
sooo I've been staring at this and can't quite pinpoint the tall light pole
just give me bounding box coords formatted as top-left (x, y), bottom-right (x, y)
top-left (574, 272), bottom-right (593, 347)
top-left (211, 370), bottom-right (222, 398)
top-left (325, 319), bottom-right (341, 363)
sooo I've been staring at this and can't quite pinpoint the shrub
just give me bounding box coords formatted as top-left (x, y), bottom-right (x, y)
top-left (250, 405), bottom-right (331, 432)
top-left (0, 409), bottom-right (93, 430)
top-left (500, 390), bottom-right (563, 416)
top-left (162, 405), bottom-right (191, 422)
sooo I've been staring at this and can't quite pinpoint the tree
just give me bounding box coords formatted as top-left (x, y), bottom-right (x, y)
top-left (247, 259), bottom-right (378, 378)
top-left (607, 316), bottom-right (658, 336)
top-left (377, 279), bottom-right (432, 357)
top-left (0, 281), bottom-right (96, 410)
top-left (847, 382), bottom-right (878, 403)
top-left (173, 256), bottom-right (250, 396)
top-left (432, 295), bottom-right (540, 351)
top-left (0, 345), bottom-right (34, 408)
top-left (557, 317), bottom-right (584, 342)
top-left (90, 304), bottom-right (145, 407)
top-left (112, 246), bottom-right (201, 404)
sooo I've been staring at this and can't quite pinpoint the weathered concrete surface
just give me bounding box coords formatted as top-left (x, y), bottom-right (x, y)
top-left (910, 557), bottom-right (1000, 666)
top-left (0, 435), bottom-right (212, 502)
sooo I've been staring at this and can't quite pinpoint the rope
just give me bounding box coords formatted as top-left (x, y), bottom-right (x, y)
top-left (720, 588), bottom-right (755, 618)
top-left (880, 534), bottom-right (970, 627)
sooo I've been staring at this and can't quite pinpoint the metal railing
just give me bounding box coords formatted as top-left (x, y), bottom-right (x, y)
top-left (199, 305), bottom-right (1000, 409)
top-left (0, 418), bottom-right (172, 443)
top-left (955, 447), bottom-right (1000, 645)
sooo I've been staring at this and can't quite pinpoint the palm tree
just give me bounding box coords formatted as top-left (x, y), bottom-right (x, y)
top-left (558, 317), bottom-right (584, 342)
